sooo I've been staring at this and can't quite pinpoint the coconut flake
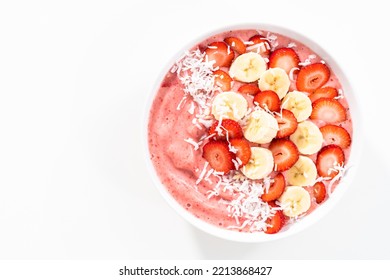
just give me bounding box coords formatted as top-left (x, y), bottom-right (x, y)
top-left (196, 162), bottom-right (209, 185)
top-left (289, 67), bottom-right (300, 81)
top-left (335, 88), bottom-right (344, 100)
top-left (299, 54), bottom-right (317, 67)
top-left (327, 162), bottom-right (350, 194)
top-left (287, 42), bottom-right (297, 48)
top-left (184, 137), bottom-right (200, 150)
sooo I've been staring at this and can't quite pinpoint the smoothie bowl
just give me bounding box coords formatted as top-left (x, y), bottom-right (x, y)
top-left (145, 24), bottom-right (360, 242)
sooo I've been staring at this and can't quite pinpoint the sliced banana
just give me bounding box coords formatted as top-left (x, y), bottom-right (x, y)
top-left (278, 186), bottom-right (311, 218)
top-left (258, 67), bottom-right (290, 99)
top-left (281, 91), bottom-right (312, 122)
top-left (290, 121), bottom-right (323, 155)
top-left (243, 109), bottom-right (278, 144)
top-left (285, 156), bottom-right (317, 187)
top-left (211, 91), bottom-right (248, 121)
top-left (241, 147), bottom-right (274, 180)
top-left (229, 52), bottom-right (267, 83)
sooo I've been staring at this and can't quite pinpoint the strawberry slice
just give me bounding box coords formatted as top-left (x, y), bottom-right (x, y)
top-left (313, 182), bottom-right (326, 204)
top-left (261, 173), bottom-right (286, 202)
top-left (310, 98), bottom-right (347, 123)
top-left (213, 69), bottom-right (233, 91)
top-left (253, 90), bottom-right (281, 111)
top-left (265, 210), bottom-right (285, 234)
top-left (296, 63), bottom-right (331, 93)
top-left (230, 138), bottom-right (251, 166)
top-left (316, 144), bottom-right (345, 179)
top-left (202, 140), bottom-right (235, 173)
top-left (205, 41), bottom-right (234, 68)
top-left (320, 124), bottom-right (351, 148)
top-left (275, 109), bottom-right (298, 138)
top-left (209, 119), bottom-right (243, 140)
top-left (224, 37), bottom-right (246, 55)
top-left (269, 47), bottom-right (300, 74)
top-left (269, 139), bottom-right (299, 171)
top-left (247, 35), bottom-right (271, 55)
top-left (309, 87), bottom-right (338, 103)
top-left (238, 84), bottom-right (260, 95)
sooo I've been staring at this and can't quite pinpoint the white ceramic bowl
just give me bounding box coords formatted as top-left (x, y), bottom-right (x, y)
top-left (144, 24), bottom-right (362, 242)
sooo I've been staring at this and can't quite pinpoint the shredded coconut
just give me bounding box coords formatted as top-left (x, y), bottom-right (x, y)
top-left (184, 137), bottom-right (200, 150)
top-left (287, 42), bottom-right (297, 48)
top-left (173, 49), bottom-right (217, 111)
top-left (299, 54), bottom-right (317, 66)
top-left (289, 67), bottom-right (300, 81)
top-left (327, 162), bottom-right (350, 194)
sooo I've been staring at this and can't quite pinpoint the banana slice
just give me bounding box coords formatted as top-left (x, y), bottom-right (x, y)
top-left (211, 91), bottom-right (248, 121)
top-left (281, 91), bottom-right (312, 122)
top-left (278, 186), bottom-right (311, 217)
top-left (285, 156), bottom-right (317, 186)
top-left (258, 67), bottom-right (290, 99)
top-left (244, 109), bottom-right (278, 144)
top-left (241, 147), bottom-right (274, 180)
top-left (229, 52), bottom-right (267, 83)
top-left (290, 121), bottom-right (323, 155)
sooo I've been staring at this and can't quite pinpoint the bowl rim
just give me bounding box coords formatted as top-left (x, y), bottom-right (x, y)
top-left (143, 23), bottom-right (363, 242)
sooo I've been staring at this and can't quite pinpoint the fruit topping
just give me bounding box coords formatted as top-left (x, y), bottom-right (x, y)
top-left (213, 69), bottom-right (233, 91)
top-left (202, 140), bottom-right (235, 173)
top-left (224, 37), bottom-right (246, 55)
top-left (313, 182), bottom-right (326, 204)
top-left (309, 86), bottom-right (338, 103)
top-left (278, 186), bottom-right (311, 217)
top-left (253, 90), bottom-right (281, 112)
top-left (261, 173), bottom-right (286, 202)
top-left (320, 124), bottom-right (351, 148)
top-left (275, 109), bottom-right (298, 138)
top-left (316, 144), bottom-right (345, 179)
top-left (269, 47), bottom-right (300, 74)
top-left (248, 35), bottom-right (271, 56)
top-left (209, 119), bottom-right (243, 140)
top-left (229, 52), bottom-right (267, 83)
top-left (268, 139), bottom-right (299, 172)
top-left (296, 63), bottom-right (330, 93)
top-left (285, 156), bottom-right (317, 187)
top-left (310, 98), bottom-right (347, 123)
top-left (238, 84), bottom-right (261, 95)
top-left (230, 138), bottom-right (252, 166)
top-left (258, 68), bottom-right (290, 99)
top-left (205, 41), bottom-right (234, 68)
top-left (264, 210), bottom-right (285, 234)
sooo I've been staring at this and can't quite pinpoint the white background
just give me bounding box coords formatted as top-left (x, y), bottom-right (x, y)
top-left (0, 0), bottom-right (389, 260)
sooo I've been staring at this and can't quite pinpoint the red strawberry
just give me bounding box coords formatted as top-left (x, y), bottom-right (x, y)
top-left (224, 37), bottom-right (246, 55)
top-left (230, 138), bottom-right (251, 166)
top-left (265, 210), bottom-right (285, 234)
top-left (320, 124), bottom-right (351, 148)
top-left (309, 87), bottom-right (338, 103)
top-left (269, 139), bottom-right (299, 171)
top-left (275, 109), bottom-right (298, 138)
top-left (213, 69), bottom-right (233, 91)
top-left (296, 63), bottom-right (331, 93)
top-left (238, 84), bottom-right (260, 95)
top-left (310, 98), bottom-right (347, 123)
top-left (248, 35), bottom-right (271, 55)
top-left (253, 90), bottom-right (281, 111)
top-left (209, 119), bottom-right (243, 140)
top-left (202, 140), bottom-right (235, 173)
top-left (205, 41), bottom-right (235, 68)
top-left (316, 144), bottom-right (345, 179)
top-left (313, 182), bottom-right (326, 204)
top-left (269, 47), bottom-right (300, 74)
top-left (261, 173), bottom-right (286, 202)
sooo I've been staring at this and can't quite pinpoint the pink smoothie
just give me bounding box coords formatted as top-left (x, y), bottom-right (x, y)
top-left (148, 29), bottom-right (353, 233)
